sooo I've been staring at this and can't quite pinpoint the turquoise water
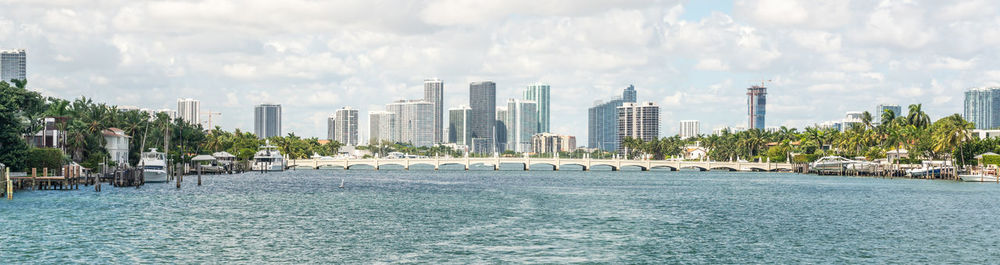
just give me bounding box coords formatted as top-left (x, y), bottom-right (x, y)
top-left (2, 169), bottom-right (1000, 264)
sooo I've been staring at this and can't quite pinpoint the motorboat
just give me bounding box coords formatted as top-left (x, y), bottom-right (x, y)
top-left (213, 151), bottom-right (237, 172)
top-left (251, 140), bottom-right (285, 171)
top-left (139, 148), bottom-right (168, 183)
top-left (810, 156), bottom-right (852, 174)
top-left (906, 161), bottom-right (955, 178)
top-left (960, 174), bottom-right (1000, 182)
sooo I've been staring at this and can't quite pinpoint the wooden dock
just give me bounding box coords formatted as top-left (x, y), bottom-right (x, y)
top-left (7, 166), bottom-right (85, 191)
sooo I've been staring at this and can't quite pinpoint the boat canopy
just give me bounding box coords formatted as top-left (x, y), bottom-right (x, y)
top-left (191, 155), bottom-right (217, 161)
top-left (212, 151), bottom-right (236, 158)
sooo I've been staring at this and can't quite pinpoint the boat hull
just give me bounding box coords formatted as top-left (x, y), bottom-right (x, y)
top-left (251, 164), bottom-right (285, 172)
top-left (960, 175), bottom-right (1000, 182)
top-left (144, 170), bottom-right (169, 183)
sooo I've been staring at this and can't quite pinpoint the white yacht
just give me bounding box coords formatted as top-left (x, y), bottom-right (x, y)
top-left (960, 174), bottom-right (1000, 182)
top-left (139, 148), bottom-right (169, 183)
top-left (252, 141), bottom-right (285, 171)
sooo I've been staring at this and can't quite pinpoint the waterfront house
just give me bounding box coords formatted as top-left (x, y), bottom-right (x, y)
top-left (683, 146), bottom-right (708, 160)
top-left (887, 149), bottom-right (909, 164)
top-left (102, 128), bottom-right (131, 166)
top-left (24, 117), bottom-right (69, 151)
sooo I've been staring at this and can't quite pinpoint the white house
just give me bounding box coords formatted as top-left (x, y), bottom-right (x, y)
top-left (684, 146), bottom-right (708, 161)
top-left (886, 149), bottom-right (908, 164)
top-left (102, 128), bottom-right (131, 166)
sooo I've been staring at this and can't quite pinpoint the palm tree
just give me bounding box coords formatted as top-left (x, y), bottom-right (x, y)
top-left (933, 114), bottom-right (974, 173)
top-left (861, 111), bottom-right (874, 129)
top-left (622, 137), bottom-right (641, 159)
top-left (880, 109), bottom-right (896, 127)
top-left (907, 104), bottom-right (931, 129)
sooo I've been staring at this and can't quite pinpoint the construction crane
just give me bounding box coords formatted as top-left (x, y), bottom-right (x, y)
top-left (202, 110), bottom-right (222, 130)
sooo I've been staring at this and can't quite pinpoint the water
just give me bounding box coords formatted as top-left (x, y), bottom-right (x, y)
top-left (2, 169), bottom-right (1000, 264)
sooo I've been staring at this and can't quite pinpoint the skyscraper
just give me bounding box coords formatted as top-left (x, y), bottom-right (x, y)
top-left (369, 111), bottom-right (396, 144)
top-left (469, 81), bottom-right (496, 154)
top-left (331, 107), bottom-right (359, 146)
top-left (587, 85), bottom-right (637, 151)
top-left (875, 104), bottom-right (902, 120)
top-left (495, 108), bottom-right (508, 152)
top-left (965, 87), bottom-right (1000, 130)
top-left (177, 98), bottom-right (201, 126)
top-left (747, 85), bottom-right (767, 130)
top-left (623, 84), bottom-right (637, 103)
top-left (506, 99), bottom-right (538, 153)
top-left (327, 115), bottom-right (336, 140)
top-left (679, 120), bottom-right (700, 139)
top-left (617, 102), bottom-right (660, 155)
top-left (254, 103), bottom-right (282, 139)
top-left (448, 106), bottom-right (472, 146)
top-left (424, 78), bottom-right (444, 144)
top-left (386, 100), bottom-right (434, 147)
top-left (0, 49), bottom-right (26, 82)
top-left (523, 83), bottom-right (550, 133)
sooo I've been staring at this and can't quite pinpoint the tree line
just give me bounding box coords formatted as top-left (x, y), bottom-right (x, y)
top-left (0, 81), bottom-right (344, 171)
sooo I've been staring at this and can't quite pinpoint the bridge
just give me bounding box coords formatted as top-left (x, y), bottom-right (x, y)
top-left (287, 157), bottom-right (794, 172)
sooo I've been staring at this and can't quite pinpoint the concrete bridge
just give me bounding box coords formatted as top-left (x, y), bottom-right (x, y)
top-left (287, 157), bottom-right (794, 172)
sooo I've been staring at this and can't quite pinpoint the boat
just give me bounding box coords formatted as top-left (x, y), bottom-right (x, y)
top-left (960, 174), bottom-right (1000, 182)
top-left (906, 161), bottom-right (954, 178)
top-left (810, 156), bottom-right (852, 174)
top-left (907, 167), bottom-right (951, 178)
top-left (139, 148), bottom-right (168, 183)
top-left (212, 151), bottom-right (237, 172)
top-left (339, 179), bottom-right (345, 189)
top-left (192, 155), bottom-right (224, 174)
top-left (251, 140), bottom-right (285, 172)
top-left (810, 156), bottom-right (879, 175)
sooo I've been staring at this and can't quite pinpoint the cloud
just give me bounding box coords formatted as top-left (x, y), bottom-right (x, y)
top-left (1, 0), bottom-right (996, 143)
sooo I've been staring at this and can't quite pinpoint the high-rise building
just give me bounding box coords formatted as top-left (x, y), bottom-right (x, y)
top-left (177, 98), bottom-right (201, 126)
top-left (254, 103), bottom-right (282, 139)
top-left (965, 87), bottom-right (1000, 129)
top-left (623, 84), bottom-right (637, 103)
top-left (842, 111), bottom-right (864, 131)
top-left (1, 49), bottom-right (26, 82)
top-left (495, 108), bottom-right (508, 152)
top-left (386, 100), bottom-right (434, 147)
top-left (506, 99), bottom-right (538, 153)
top-left (469, 81), bottom-right (497, 154)
top-left (617, 102), bottom-right (660, 154)
top-left (330, 107), bottom-right (359, 146)
top-left (587, 85), bottom-right (638, 151)
top-left (679, 120), bottom-right (700, 139)
top-left (747, 85), bottom-right (767, 130)
top-left (424, 78), bottom-right (444, 144)
top-left (523, 83), bottom-right (551, 133)
top-left (369, 111), bottom-right (396, 144)
top-left (155, 109), bottom-right (177, 121)
top-left (448, 106), bottom-right (472, 146)
top-left (327, 115), bottom-right (336, 140)
top-left (531, 133), bottom-right (577, 154)
top-left (875, 104), bottom-right (902, 121)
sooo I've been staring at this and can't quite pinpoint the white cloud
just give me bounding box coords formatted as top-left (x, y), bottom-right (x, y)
top-left (694, 59), bottom-right (730, 71)
top-left (1, 0), bottom-right (995, 141)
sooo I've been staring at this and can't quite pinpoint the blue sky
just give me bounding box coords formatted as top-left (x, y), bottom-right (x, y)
top-left (1, 0), bottom-right (997, 144)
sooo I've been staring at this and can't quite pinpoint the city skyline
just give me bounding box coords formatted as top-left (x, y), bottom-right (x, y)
top-left (2, 1), bottom-right (995, 144)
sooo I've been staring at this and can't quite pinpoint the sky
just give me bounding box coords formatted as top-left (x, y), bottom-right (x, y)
top-left (3, 0), bottom-right (999, 143)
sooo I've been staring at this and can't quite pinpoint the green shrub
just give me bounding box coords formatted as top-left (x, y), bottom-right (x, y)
top-left (792, 154), bottom-right (820, 163)
top-left (25, 148), bottom-right (65, 172)
top-left (982, 155), bottom-right (1000, 166)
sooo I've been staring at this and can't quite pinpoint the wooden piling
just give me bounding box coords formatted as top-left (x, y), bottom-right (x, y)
top-left (6, 168), bottom-right (11, 200)
top-left (197, 166), bottom-right (202, 186)
top-left (6, 167), bottom-right (12, 200)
